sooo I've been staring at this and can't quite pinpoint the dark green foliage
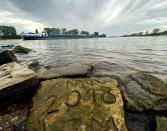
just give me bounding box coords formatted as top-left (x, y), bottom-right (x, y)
top-left (68, 29), bottom-right (79, 35)
top-left (44, 28), bottom-right (61, 35)
top-left (80, 31), bottom-right (89, 36)
top-left (94, 32), bottom-right (99, 37)
top-left (0, 25), bottom-right (16, 36)
top-left (99, 34), bottom-right (107, 37)
top-left (124, 28), bottom-right (167, 37)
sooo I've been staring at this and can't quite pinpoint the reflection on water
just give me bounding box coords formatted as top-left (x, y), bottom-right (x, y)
top-left (0, 36), bottom-right (167, 76)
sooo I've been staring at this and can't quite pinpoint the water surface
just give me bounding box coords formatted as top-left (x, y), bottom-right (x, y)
top-left (0, 36), bottom-right (167, 76)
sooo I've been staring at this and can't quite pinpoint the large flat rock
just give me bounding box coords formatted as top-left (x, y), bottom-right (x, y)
top-left (27, 78), bottom-right (127, 131)
top-left (122, 72), bottom-right (167, 111)
top-left (37, 63), bottom-right (93, 80)
top-left (0, 62), bottom-right (38, 108)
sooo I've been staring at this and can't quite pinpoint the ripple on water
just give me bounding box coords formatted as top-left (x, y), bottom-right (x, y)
top-left (0, 37), bottom-right (167, 76)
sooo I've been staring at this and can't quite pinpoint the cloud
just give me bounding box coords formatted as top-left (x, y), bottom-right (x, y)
top-left (0, 0), bottom-right (167, 35)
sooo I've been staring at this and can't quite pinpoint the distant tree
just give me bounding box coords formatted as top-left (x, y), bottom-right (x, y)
top-left (152, 28), bottom-right (160, 34)
top-left (94, 32), bottom-right (99, 37)
top-left (43, 28), bottom-right (61, 35)
top-left (80, 31), bottom-right (89, 36)
top-left (99, 34), bottom-right (107, 37)
top-left (0, 26), bottom-right (16, 36)
top-left (44, 28), bottom-right (50, 34)
top-left (35, 29), bottom-right (38, 34)
top-left (68, 29), bottom-right (79, 35)
top-left (130, 33), bottom-right (138, 36)
top-left (61, 28), bottom-right (67, 34)
top-left (145, 31), bottom-right (149, 35)
top-left (138, 32), bottom-right (143, 36)
top-left (53, 28), bottom-right (61, 34)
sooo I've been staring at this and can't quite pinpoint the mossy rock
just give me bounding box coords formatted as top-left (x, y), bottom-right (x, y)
top-left (27, 78), bottom-right (127, 131)
top-left (122, 72), bottom-right (167, 111)
top-left (13, 46), bottom-right (32, 54)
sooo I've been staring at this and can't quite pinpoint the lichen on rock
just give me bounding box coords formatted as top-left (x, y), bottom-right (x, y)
top-left (27, 78), bottom-right (127, 131)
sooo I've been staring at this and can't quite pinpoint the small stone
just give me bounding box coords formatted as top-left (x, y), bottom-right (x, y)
top-left (66, 91), bottom-right (81, 107)
top-left (0, 127), bottom-right (2, 130)
top-left (103, 93), bottom-right (116, 104)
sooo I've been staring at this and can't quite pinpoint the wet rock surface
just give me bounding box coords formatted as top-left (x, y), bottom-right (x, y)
top-left (0, 62), bottom-right (38, 108)
top-left (37, 63), bottom-right (93, 80)
top-left (156, 116), bottom-right (167, 131)
top-left (122, 72), bottom-right (167, 111)
top-left (27, 78), bottom-right (127, 131)
top-left (125, 110), bottom-right (156, 131)
top-left (0, 50), bottom-right (18, 66)
top-left (0, 96), bottom-right (32, 131)
top-left (13, 46), bottom-right (32, 54)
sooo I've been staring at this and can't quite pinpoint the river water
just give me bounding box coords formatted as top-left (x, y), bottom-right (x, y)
top-left (0, 36), bottom-right (167, 76)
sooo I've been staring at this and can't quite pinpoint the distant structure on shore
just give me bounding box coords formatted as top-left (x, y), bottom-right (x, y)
top-left (123, 28), bottom-right (167, 37)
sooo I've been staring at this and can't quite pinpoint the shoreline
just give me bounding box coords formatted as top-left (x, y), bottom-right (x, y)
top-left (0, 45), bottom-right (167, 130)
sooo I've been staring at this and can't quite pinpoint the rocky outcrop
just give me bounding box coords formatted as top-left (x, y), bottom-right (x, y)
top-left (27, 78), bottom-right (127, 131)
top-left (0, 62), bottom-right (38, 108)
top-left (13, 46), bottom-right (32, 54)
top-left (37, 63), bottom-right (93, 80)
top-left (122, 72), bottom-right (167, 111)
top-left (0, 50), bottom-right (18, 65)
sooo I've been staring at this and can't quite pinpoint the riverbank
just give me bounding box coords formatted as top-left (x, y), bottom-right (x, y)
top-left (0, 35), bottom-right (21, 40)
top-left (0, 45), bottom-right (167, 130)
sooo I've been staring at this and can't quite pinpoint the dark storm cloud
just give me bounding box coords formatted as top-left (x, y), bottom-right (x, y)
top-left (0, 0), bottom-right (167, 35)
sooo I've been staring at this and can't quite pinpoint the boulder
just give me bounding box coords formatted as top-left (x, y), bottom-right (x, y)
top-left (156, 116), bottom-right (167, 131)
top-left (122, 72), bottom-right (167, 111)
top-left (0, 50), bottom-right (18, 66)
top-left (37, 63), bottom-right (93, 80)
top-left (13, 46), bottom-right (32, 54)
top-left (0, 62), bottom-right (38, 108)
top-left (27, 78), bottom-right (127, 131)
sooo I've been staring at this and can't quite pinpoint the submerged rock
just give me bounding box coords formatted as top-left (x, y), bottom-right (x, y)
top-left (27, 78), bottom-right (127, 131)
top-left (0, 50), bottom-right (18, 66)
top-left (28, 59), bottom-right (40, 71)
top-left (37, 63), bottom-right (93, 80)
top-left (122, 72), bottom-right (167, 111)
top-left (1, 45), bottom-right (14, 49)
top-left (0, 62), bottom-right (38, 108)
top-left (13, 46), bottom-right (32, 54)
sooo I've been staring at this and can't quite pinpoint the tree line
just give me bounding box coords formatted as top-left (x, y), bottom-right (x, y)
top-left (43, 28), bottom-right (106, 37)
top-left (0, 25), bottom-right (21, 39)
top-left (123, 28), bottom-right (167, 37)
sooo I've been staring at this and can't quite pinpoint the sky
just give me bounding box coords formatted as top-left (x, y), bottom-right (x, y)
top-left (0, 0), bottom-right (167, 35)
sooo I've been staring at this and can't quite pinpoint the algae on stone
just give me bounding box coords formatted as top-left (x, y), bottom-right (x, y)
top-left (27, 78), bottom-right (127, 131)
top-left (122, 73), bottom-right (167, 111)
